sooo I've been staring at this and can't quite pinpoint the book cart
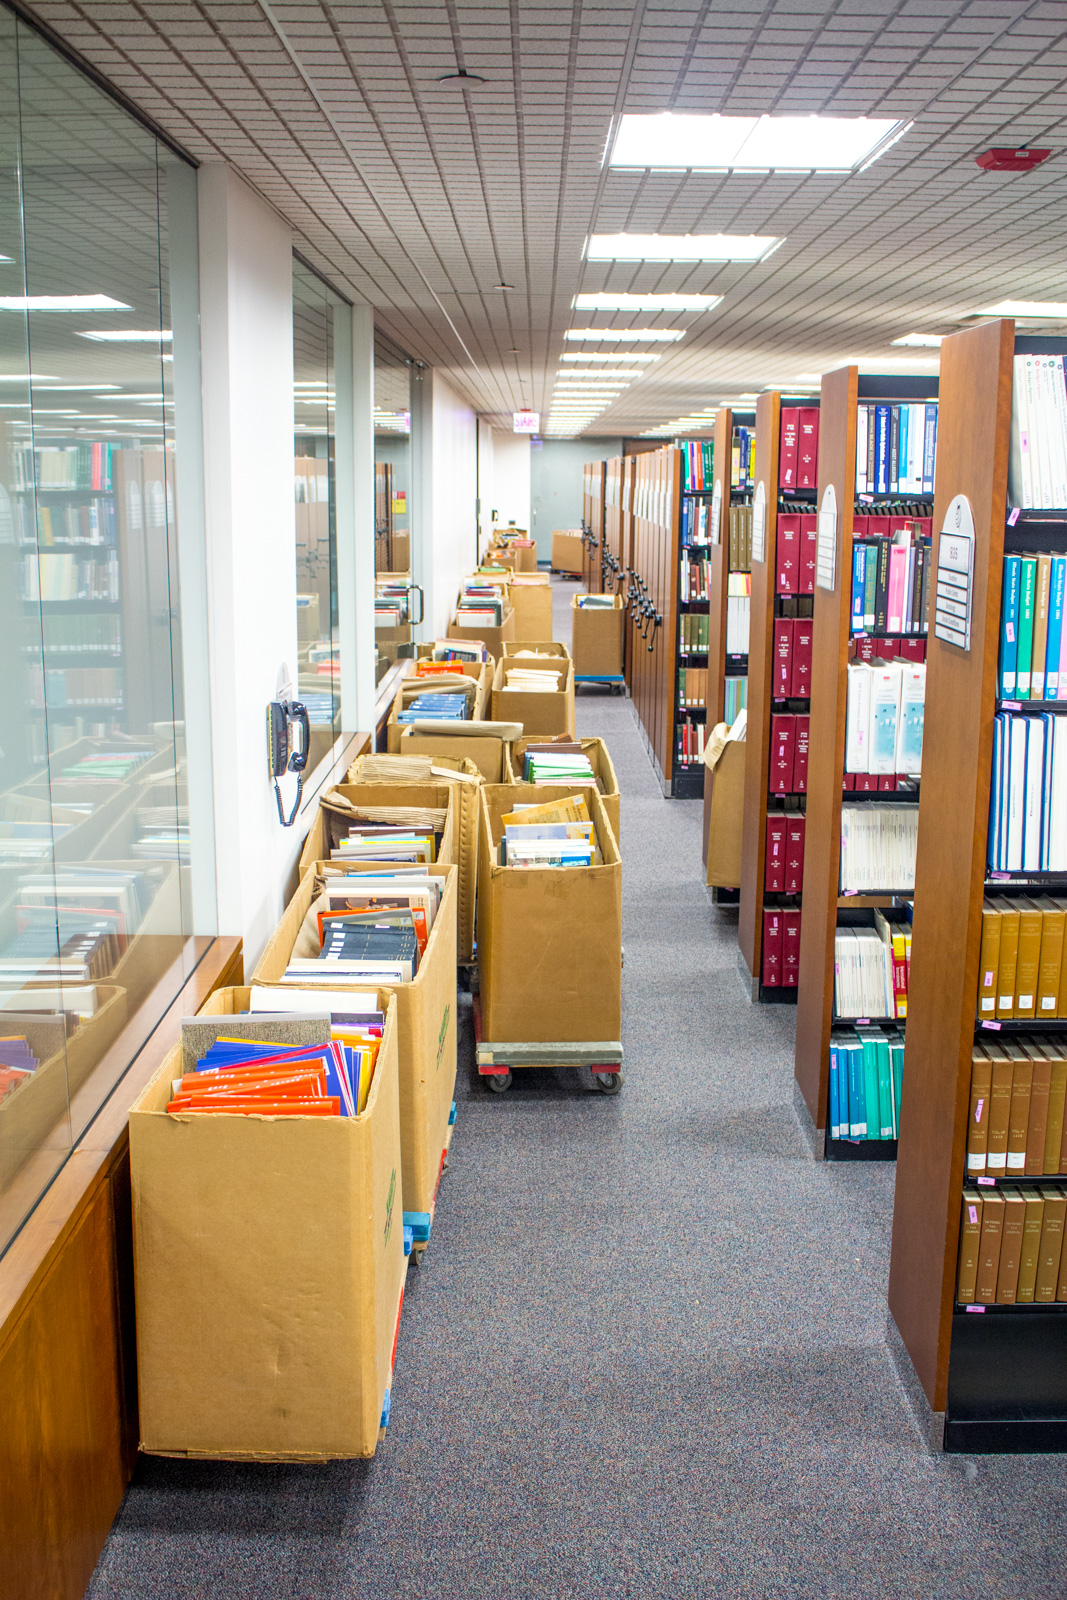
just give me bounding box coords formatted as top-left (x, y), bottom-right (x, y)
top-left (581, 459), bottom-right (605, 595)
top-left (889, 319), bottom-right (1067, 1451)
top-left (793, 367), bottom-right (938, 1160)
top-left (738, 393), bottom-right (818, 998)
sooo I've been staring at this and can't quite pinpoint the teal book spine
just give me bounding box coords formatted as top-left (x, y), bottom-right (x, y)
top-left (848, 1042), bottom-right (865, 1137)
top-left (1000, 555), bottom-right (1021, 697)
top-left (875, 1037), bottom-right (894, 1139)
top-left (1017, 556), bottom-right (1037, 697)
top-left (890, 1039), bottom-right (904, 1137)
top-left (861, 1035), bottom-right (880, 1141)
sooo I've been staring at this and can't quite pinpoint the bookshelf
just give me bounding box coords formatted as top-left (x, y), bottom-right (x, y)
top-left (581, 460), bottom-right (605, 594)
top-left (628, 446), bottom-right (681, 789)
top-left (793, 369), bottom-right (938, 1158)
top-left (889, 320), bottom-right (1067, 1449)
top-left (605, 456), bottom-right (634, 681)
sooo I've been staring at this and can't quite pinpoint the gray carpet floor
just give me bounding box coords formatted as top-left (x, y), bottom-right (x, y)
top-left (88, 578), bottom-right (1067, 1598)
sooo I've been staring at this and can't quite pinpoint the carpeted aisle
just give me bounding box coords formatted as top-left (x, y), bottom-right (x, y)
top-left (87, 577), bottom-right (1067, 1599)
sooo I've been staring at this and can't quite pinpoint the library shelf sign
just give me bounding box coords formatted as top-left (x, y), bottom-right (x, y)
top-left (816, 482), bottom-right (837, 591)
top-left (710, 479), bottom-right (723, 545)
top-left (933, 493), bottom-right (975, 653)
top-left (513, 410), bottom-right (539, 435)
top-left (752, 480), bottom-right (767, 565)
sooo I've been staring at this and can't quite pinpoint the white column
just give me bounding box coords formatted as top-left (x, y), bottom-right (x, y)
top-left (334, 300), bottom-right (374, 731)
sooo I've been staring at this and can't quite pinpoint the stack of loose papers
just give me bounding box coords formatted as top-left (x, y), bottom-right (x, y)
top-left (503, 669), bottom-right (562, 692)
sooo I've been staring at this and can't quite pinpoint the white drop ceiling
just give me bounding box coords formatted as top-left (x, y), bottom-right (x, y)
top-left (17, 0), bottom-right (1067, 436)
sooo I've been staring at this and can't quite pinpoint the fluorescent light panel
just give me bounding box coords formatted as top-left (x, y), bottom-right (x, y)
top-left (0, 294), bottom-right (131, 312)
top-left (610, 114), bottom-right (909, 174)
top-left (892, 333), bottom-right (943, 347)
top-left (79, 328), bottom-right (173, 342)
top-left (560, 353), bottom-right (658, 363)
top-left (565, 328), bottom-right (683, 342)
top-left (974, 301), bottom-right (1067, 319)
top-left (574, 293), bottom-right (720, 312)
top-left (587, 233), bottom-right (781, 262)
top-left (558, 370), bottom-right (641, 379)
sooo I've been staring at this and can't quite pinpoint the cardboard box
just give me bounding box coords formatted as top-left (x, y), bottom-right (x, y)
top-left (491, 656), bottom-right (575, 738)
top-left (400, 725), bottom-right (513, 784)
top-left (131, 988), bottom-right (406, 1460)
top-left (496, 541), bottom-right (537, 575)
top-left (447, 605), bottom-right (516, 661)
top-left (384, 661), bottom-right (489, 754)
top-left (508, 576), bottom-right (553, 642)
top-left (509, 736), bottom-right (619, 843)
top-left (254, 865), bottom-right (458, 1219)
top-left (503, 640), bottom-right (571, 662)
top-left (391, 530), bottom-right (410, 571)
top-left (477, 784), bottom-right (621, 1044)
top-left (703, 737), bottom-right (746, 888)
top-left (551, 530), bottom-right (584, 575)
top-left (571, 595), bottom-right (624, 678)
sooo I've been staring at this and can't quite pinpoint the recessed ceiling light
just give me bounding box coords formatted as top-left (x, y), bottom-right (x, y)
top-left (79, 327), bottom-right (172, 342)
top-left (437, 69), bottom-right (487, 88)
top-left (558, 370), bottom-right (641, 379)
top-left (574, 293), bottom-right (720, 312)
top-left (0, 373), bottom-right (59, 381)
top-left (609, 113), bottom-right (910, 174)
top-left (892, 333), bottom-right (944, 347)
top-left (493, 283), bottom-right (515, 292)
top-left (560, 352), bottom-right (658, 363)
top-left (565, 328), bottom-right (683, 342)
top-left (972, 300), bottom-right (1067, 319)
top-left (586, 233), bottom-right (782, 263)
top-left (0, 295), bottom-right (132, 313)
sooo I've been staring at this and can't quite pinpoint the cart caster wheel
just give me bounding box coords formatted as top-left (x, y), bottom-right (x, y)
top-left (594, 1072), bottom-right (622, 1095)
top-left (486, 1070), bottom-right (512, 1093)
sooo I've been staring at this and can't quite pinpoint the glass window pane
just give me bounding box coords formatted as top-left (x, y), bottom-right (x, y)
top-left (293, 260), bottom-right (339, 771)
top-left (374, 335), bottom-right (413, 681)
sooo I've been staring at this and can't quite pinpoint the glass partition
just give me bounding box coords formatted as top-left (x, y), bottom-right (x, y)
top-left (0, 14), bottom-right (211, 1255)
top-left (293, 260), bottom-right (339, 772)
top-left (374, 334), bottom-right (415, 681)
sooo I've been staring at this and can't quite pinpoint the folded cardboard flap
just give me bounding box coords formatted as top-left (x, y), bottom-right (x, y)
top-left (704, 739), bottom-right (747, 889)
top-left (703, 708), bottom-right (748, 771)
top-left (503, 640), bottom-right (571, 660)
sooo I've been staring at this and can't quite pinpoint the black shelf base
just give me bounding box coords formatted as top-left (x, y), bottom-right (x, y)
top-left (946, 1308), bottom-right (1067, 1452)
top-left (758, 983), bottom-right (798, 1005)
top-left (671, 766), bottom-right (704, 798)
top-left (825, 1135), bottom-right (898, 1162)
top-left (944, 1416), bottom-right (1067, 1453)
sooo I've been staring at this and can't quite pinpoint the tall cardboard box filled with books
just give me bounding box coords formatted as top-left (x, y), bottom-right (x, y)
top-left (131, 989), bottom-right (406, 1461)
top-left (508, 574), bottom-right (554, 642)
top-left (571, 594), bottom-right (625, 678)
top-left (703, 722), bottom-right (747, 888)
top-left (509, 735), bottom-right (620, 843)
top-left (253, 865), bottom-right (458, 1220)
top-left (447, 605), bottom-right (515, 661)
top-left (478, 785), bottom-right (622, 1044)
top-left (491, 656), bottom-right (575, 738)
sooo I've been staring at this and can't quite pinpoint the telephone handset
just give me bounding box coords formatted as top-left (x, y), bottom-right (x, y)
top-left (267, 698), bottom-right (310, 827)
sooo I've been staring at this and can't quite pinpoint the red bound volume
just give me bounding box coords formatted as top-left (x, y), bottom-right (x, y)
top-left (770, 714), bottom-right (796, 793)
top-left (765, 815), bottom-right (786, 891)
top-left (780, 409), bottom-right (800, 488)
top-left (874, 637), bottom-right (899, 660)
top-left (899, 637), bottom-right (926, 662)
top-left (782, 909), bottom-right (802, 986)
top-left (920, 517), bottom-right (933, 539)
top-left (762, 910), bottom-right (782, 987)
top-left (878, 774), bottom-right (897, 791)
top-left (776, 517), bottom-right (800, 595)
top-left (853, 515), bottom-right (869, 535)
top-left (868, 515), bottom-right (891, 537)
top-left (791, 619), bottom-right (813, 698)
top-left (785, 816), bottom-right (805, 894)
top-left (854, 636), bottom-right (876, 662)
top-left (774, 617), bottom-right (794, 699)
top-left (797, 409), bottom-right (819, 489)
top-left (800, 515), bottom-right (818, 595)
top-left (843, 772), bottom-right (856, 790)
top-left (793, 715), bottom-right (810, 792)
top-left (855, 772), bottom-right (878, 793)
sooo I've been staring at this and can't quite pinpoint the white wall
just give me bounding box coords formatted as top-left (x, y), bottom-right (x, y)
top-left (530, 437), bottom-right (623, 561)
top-left (477, 417), bottom-right (494, 560)
top-left (489, 429), bottom-right (531, 533)
top-left (197, 164), bottom-right (310, 965)
top-left (424, 371), bottom-right (478, 637)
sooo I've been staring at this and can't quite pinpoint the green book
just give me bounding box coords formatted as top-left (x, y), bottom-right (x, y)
top-left (1017, 555), bottom-right (1038, 697)
top-left (863, 550), bottom-right (877, 629)
top-left (860, 1033), bottom-right (881, 1142)
top-left (889, 1036), bottom-right (905, 1138)
top-left (875, 1035), bottom-right (894, 1139)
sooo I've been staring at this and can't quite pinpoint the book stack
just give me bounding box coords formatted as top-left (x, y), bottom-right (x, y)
top-left (1008, 353), bottom-right (1067, 509)
top-left (13, 441), bottom-right (114, 492)
top-left (519, 745), bottom-right (596, 785)
top-left (965, 1036), bottom-right (1067, 1178)
top-left (998, 553), bottom-right (1066, 699)
top-left (676, 718), bottom-right (706, 766)
top-left (830, 1026), bottom-right (905, 1141)
top-left (764, 813), bottom-right (805, 893)
top-left (680, 438), bottom-right (714, 492)
top-left (850, 518), bottom-right (933, 637)
top-left (845, 660), bottom-right (926, 777)
top-left (30, 666), bottom-right (123, 709)
top-left (779, 407), bottom-right (819, 491)
top-left (977, 898), bottom-right (1067, 1019)
top-left (988, 713), bottom-right (1067, 870)
top-left (854, 403), bottom-right (937, 496)
top-left (425, 638), bottom-right (488, 663)
top-left (134, 805), bottom-right (191, 865)
top-left (958, 1185), bottom-right (1067, 1304)
top-left (775, 514), bottom-right (817, 595)
top-left (575, 594), bottom-right (616, 609)
top-left (681, 555), bottom-right (710, 603)
top-left (761, 906), bottom-right (802, 987)
top-left (332, 822), bottom-right (438, 866)
top-left (166, 1025), bottom-right (383, 1119)
top-left (833, 925), bottom-right (896, 1019)
top-left (499, 794), bottom-right (597, 867)
top-left (727, 504), bottom-right (753, 570)
top-left (28, 498), bottom-right (116, 546)
top-left (773, 617), bottom-right (814, 700)
top-left (55, 749), bottom-right (154, 787)
top-left (502, 668), bottom-right (563, 693)
top-left (679, 614), bottom-right (710, 656)
top-left (724, 678), bottom-right (747, 723)
top-left (677, 668), bottom-right (707, 709)
top-left (396, 693), bottom-right (470, 724)
top-left (769, 713), bottom-right (810, 793)
top-left (0, 1036), bottom-right (39, 1106)
top-left (839, 804), bottom-right (919, 893)
top-left (726, 573), bottom-right (750, 654)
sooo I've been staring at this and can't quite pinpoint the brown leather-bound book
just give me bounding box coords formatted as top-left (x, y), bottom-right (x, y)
top-left (984, 1046), bottom-right (1014, 1174)
top-left (977, 899), bottom-right (1002, 1019)
top-left (1004, 1047), bottom-right (1033, 1174)
top-left (957, 1192), bottom-right (983, 1304)
top-left (975, 1191), bottom-right (1005, 1303)
top-left (1036, 1188), bottom-right (1066, 1302)
top-left (1016, 1188), bottom-right (1045, 1303)
top-left (996, 1189), bottom-right (1026, 1303)
top-left (1023, 1043), bottom-right (1052, 1176)
top-left (965, 1052), bottom-right (992, 1175)
top-left (994, 898), bottom-right (1021, 1019)
top-left (1037, 902), bottom-right (1066, 1018)
top-left (1014, 899), bottom-right (1045, 1018)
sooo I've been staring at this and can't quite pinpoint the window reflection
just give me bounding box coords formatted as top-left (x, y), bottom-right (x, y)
top-left (293, 261), bottom-right (339, 771)
top-left (374, 336), bottom-right (414, 681)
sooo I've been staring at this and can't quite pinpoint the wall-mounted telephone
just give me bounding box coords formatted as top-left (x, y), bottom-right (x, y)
top-left (267, 698), bottom-right (310, 826)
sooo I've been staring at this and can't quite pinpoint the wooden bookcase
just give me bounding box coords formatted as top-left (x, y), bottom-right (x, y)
top-left (888, 319), bottom-right (1067, 1449)
top-left (581, 460), bottom-right (605, 593)
top-left (627, 446), bottom-right (681, 790)
top-left (793, 368), bottom-right (937, 1157)
top-left (605, 456), bottom-right (633, 678)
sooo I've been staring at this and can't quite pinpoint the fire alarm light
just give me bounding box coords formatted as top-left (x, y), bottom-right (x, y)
top-left (975, 148), bottom-right (1051, 173)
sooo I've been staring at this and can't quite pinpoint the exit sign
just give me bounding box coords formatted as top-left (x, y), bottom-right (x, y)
top-left (513, 411), bottom-right (539, 434)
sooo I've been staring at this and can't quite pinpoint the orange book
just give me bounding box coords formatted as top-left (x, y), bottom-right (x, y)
top-left (166, 1097), bottom-right (341, 1117)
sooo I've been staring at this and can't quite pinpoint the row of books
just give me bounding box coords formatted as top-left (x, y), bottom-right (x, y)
top-left (762, 906), bottom-right (801, 986)
top-left (681, 556), bottom-right (711, 604)
top-left (773, 617), bottom-right (813, 700)
top-left (23, 551), bottom-right (120, 603)
top-left (958, 1186), bottom-right (1067, 1305)
top-left (852, 635), bottom-right (927, 664)
top-left (731, 426), bottom-right (754, 490)
top-left (56, 748), bottom-right (155, 786)
top-left (770, 713), bottom-right (810, 794)
top-left (726, 504), bottom-right (754, 572)
top-left (396, 692), bottom-right (469, 724)
top-left (726, 574), bottom-right (750, 654)
top-left (724, 677), bottom-right (747, 723)
top-left (29, 666), bottom-right (123, 709)
top-left (518, 744), bottom-right (595, 785)
top-left (765, 813), bottom-right (805, 894)
top-left (978, 898), bottom-right (1067, 1020)
top-left (167, 1028), bottom-right (383, 1119)
top-left (22, 612), bottom-right (122, 655)
top-left (1008, 353), bottom-right (1067, 510)
top-left (779, 408), bottom-right (819, 491)
top-left (678, 667), bottom-right (708, 709)
top-left (833, 924), bottom-right (899, 1020)
top-left (12, 441), bottom-right (116, 492)
top-left (845, 661), bottom-right (926, 775)
top-left (989, 711), bottom-right (1067, 872)
top-left (966, 1037), bottom-right (1067, 1177)
top-left (332, 822), bottom-right (440, 869)
top-left (501, 668), bottom-right (564, 694)
top-left (998, 553), bottom-right (1066, 699)
top-left (498, 795), bottom-right (598, 867)
top-left (134, 804), bottom-right (191, 866)
top-left (676, 716), bottom-right (707, 765)
top-left (829, 1026), bottom-right (905, 1141)
top-left (679, 613), bottom-right (710, 655)
top-left (680, 438), bottom-right (714, 493)
top-left (17, 498), bottom-right (117, 548)
top-left (424, 638), bottom-right (488, 664)
top-left (775, 515), bottom-right (817, 595)
top-left (839, 804), bottom-right (918, 894)
top-left (855, 403), bottom-right (938, 497)
top-left (850, 527), bottom-right (933, 637)
top-left (0, 1035), bottom-right (41, 1108)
